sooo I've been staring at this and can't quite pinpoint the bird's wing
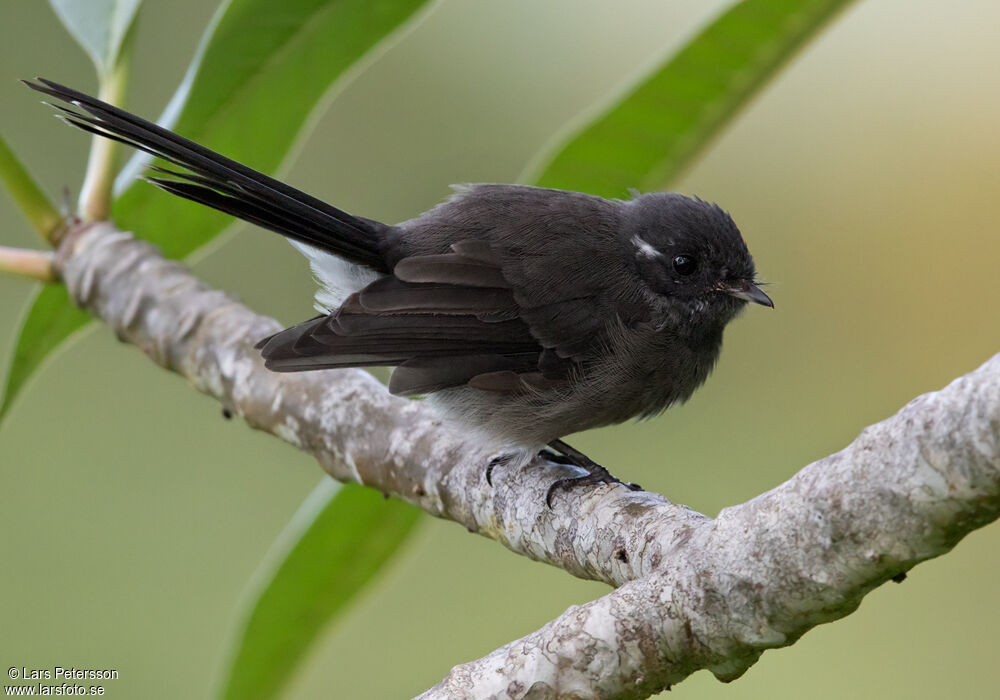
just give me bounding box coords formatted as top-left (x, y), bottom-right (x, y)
top-left (391, 184), bottom-right (656, 363)
top-left (258, 242), bottom-right (579, 395)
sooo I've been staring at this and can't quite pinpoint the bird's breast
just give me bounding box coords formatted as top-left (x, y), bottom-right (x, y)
top-left (579, 320), bottom-right (725, 424)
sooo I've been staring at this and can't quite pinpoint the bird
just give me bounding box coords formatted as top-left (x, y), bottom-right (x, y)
top-left (26, 77), bottom-right (773, 505)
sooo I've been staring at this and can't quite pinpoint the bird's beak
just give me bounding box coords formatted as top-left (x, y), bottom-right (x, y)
top-left (725, 281), bottom-right (774, 308)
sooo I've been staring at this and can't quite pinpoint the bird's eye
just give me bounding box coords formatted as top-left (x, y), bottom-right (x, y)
top-left (672, 255), bottom-right (697, 276)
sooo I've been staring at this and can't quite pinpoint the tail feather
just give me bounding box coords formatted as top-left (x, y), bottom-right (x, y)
top-left (25, 78), bottom-right (389, 271)
top-left (146, 175), bottom-right (377, 263)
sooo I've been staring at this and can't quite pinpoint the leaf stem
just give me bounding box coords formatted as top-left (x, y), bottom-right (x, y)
top-left (0, 132), bottom-right (62, 242)
top-left (78, 34), bottom-right (134, 222)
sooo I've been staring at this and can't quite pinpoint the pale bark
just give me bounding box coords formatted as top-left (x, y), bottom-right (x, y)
top-left (53, 221), bottom-right (1000, 699)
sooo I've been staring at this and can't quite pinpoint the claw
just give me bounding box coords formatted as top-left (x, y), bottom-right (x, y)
top-left (545, 466), bottom-right (641, 507)
top-left (486, 452), bottom-right (514, 486)
top-left (543, 439), bottom-right (642, 507)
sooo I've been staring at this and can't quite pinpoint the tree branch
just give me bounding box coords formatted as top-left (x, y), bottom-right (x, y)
top-left (53, 221), bottom-right (1000, 698)
top-left (421, 353), bottom-right (1000, 697)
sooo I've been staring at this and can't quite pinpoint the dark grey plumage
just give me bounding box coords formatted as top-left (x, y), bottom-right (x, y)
top-left (27, 78), bottom-right (772, 461)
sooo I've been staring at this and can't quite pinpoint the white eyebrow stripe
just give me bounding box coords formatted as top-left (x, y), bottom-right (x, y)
top-left (631, 235), bottom-right (663, 260)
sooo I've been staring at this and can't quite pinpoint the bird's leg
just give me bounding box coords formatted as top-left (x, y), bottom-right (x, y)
top-left (536, 448), bottom-right (575, 465)
top-left (543, 439), bottom-right (642, 507)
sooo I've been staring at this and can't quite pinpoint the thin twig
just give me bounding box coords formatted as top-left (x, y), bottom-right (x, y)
top-left (0, 245), bottom-right (56, 282)
top-left (78, 48), bottom-right (132, 221)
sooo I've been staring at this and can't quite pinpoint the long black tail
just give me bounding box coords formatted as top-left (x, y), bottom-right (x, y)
top-left (25, 78), bottom-right (389, 271)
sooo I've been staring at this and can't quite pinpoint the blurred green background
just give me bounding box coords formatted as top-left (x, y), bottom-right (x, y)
top-left (2, 0), bottom-right (1000, 698)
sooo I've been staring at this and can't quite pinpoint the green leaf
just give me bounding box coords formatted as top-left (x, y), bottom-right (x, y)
top-left (0, 131), bottom-right (61, 241)
top-left (0, 286), bottom-right (90, 421)
top-left (113, 0), bottom-right (432, 259)
top-left (48, 0), bottom-right (144, 78)
top-left (529, 0), bottom-right (855, 195)
top-left (218, 481), bottom-right (421, 700)
top-left (2, 0), bottom-right (431, 425)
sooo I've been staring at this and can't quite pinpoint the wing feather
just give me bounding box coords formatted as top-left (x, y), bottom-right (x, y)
top-left (258, 237), bottom-right (580, 394)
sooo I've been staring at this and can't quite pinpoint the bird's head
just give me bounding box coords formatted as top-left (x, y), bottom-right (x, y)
top-left (624, 192), bottom-right (772, 327)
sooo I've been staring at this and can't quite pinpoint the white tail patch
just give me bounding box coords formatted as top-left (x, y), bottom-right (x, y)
top-left (289, 241), bottom-right (381, 313)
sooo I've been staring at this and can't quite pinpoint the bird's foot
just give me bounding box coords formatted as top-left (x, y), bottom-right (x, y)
top-left (485, 452), bottom-right (515, 486)
top-left (486, 449), bottom-right (566, 486)
top-left (543, 439), bottom-right (642, 507)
